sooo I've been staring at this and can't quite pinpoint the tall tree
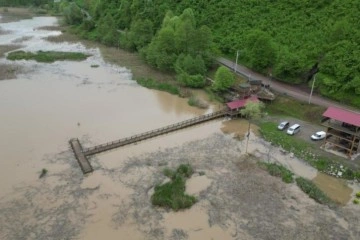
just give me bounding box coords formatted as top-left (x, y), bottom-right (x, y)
top-left (244, 30), bottom-right (276, 72)
top-left (212, 66), bottom-right (235, 92)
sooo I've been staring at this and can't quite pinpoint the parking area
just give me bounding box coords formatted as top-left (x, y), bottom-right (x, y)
top-left (270, 116), bottom-right (327, 147)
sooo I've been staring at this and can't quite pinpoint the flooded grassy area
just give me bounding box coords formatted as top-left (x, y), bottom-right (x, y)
top-left (0, 45), bottom-right (24, 80)
top-left (45, 26), bottom-right (177, 83)
top-left (1, 11), bottom-right (360, 240)
top-left (7, 50), bottom-right (90, 63)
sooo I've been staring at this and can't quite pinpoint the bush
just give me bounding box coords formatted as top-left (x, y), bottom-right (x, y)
top-left (295, 177), bottom-right (333, 205)
top-left (152, 164), bottom-right (196, 211)
top-left (356, 192), bottom-right (360, 198)
top-left (261, 162), bottom-right (294, 183)
top-left (353, 199), bottom-right (359, 204)
top-left (39, 168), bottom-right (48, 179)
top-left (176, 164), bottom-right (193, 178)
top-left (177, 73), bottom-right (206, 88)
top-left (163, 168), bottom-right (175, 179)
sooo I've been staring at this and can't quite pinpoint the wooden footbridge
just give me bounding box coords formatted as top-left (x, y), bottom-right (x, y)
top-left (70, 109), bottom-right (230, 174)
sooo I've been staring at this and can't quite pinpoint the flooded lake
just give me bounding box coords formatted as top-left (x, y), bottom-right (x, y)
top-left (1, 13), bottom-right (360, 240)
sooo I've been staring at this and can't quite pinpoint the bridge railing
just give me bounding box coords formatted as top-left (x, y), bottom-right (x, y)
top-left (83, 109), bottom-right (229, 154)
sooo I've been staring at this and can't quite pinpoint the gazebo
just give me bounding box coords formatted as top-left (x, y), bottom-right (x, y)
top-left (226, 96), bottom-right (259, 116)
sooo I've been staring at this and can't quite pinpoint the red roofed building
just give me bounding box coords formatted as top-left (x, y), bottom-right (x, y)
top-left (321, 106), bottom-right (360, 159)
top-left (226, 96), bottom-right (259, 111)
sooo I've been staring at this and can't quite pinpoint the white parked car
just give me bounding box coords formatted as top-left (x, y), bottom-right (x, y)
top-left (311, 131), bottom-right (326, 140)
top-left (287, 124), bottom-right (300, 135)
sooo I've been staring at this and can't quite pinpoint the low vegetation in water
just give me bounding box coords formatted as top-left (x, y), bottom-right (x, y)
top-left (187, 96), bottom-right (208, 109)
top-left (151, 164), bottom-right (197, 211)
top-left (259, 162), bottom-right (294, 183)
top-left (7, 50), bottom-right (90, 63)
top-left (39, 168), bottom-right (48, 179)
top-left (295, 177), bottom-right (333, 206)
top-left (136, 77), bottom-right (180, 95)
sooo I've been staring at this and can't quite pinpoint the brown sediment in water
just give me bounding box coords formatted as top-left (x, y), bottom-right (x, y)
top-left (0, 7), bottom-right (34, 23)
top-left (0, 28), bottom-right (11, 34)
top-left (44, 26), bottom-right (177, 83)
top-left (0, 44), bottom-right (22, 57)
top-left (0, 63), bottom-right (23, 80)
top-left (0, 45), bottom-right (29, 80)
top-left (313, 172), bottom-right (352, 205)
top-left (220, 119), bottom-right (259, 140)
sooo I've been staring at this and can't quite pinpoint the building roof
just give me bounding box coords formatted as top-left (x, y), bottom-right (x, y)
top-left (226, 96), bottom-right (258, 110)
top-left (322, 106), bottom-right (360, 127)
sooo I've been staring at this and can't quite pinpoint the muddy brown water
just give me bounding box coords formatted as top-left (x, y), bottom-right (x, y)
top-left (1, 14), bottom-right (360, 240)
top-left (313, 172), bottom-right (352, 205)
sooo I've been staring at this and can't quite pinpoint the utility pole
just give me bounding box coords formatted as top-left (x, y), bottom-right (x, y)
top-left (234, 50), bottom-right (239, 73)
top-left (308, 74), bottom-right (316, 104)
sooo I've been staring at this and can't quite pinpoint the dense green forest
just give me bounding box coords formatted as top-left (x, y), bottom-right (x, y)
top-left (2, 0), bottom-right (360, 107)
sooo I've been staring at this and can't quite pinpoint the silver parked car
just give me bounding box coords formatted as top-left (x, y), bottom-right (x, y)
top-left (287, 124), bottom-right (301, 135)
top-left (277, 121), bottom-right (289, 130)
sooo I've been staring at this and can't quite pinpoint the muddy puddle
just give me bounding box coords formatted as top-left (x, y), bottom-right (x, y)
top-left (313, 172), bottom-right (353, 205)
top-left (1, 12), bottom-right (360, 240)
